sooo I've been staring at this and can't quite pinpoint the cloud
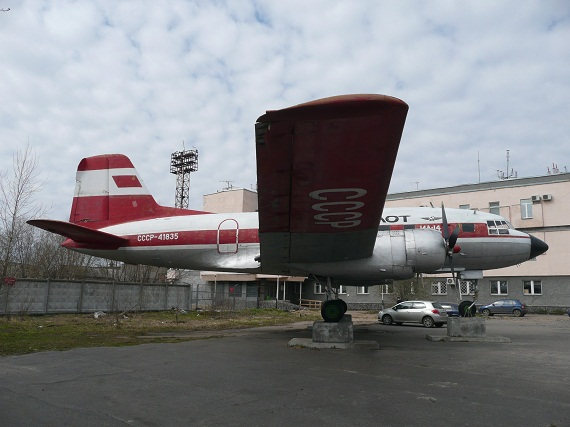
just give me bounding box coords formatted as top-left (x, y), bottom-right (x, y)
top-left (0, 0), bottom-right (569, 218)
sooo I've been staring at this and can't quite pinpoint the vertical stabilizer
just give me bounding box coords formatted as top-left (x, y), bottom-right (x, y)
top-left (69, 154), bottom-right (159, 225)
top-left (69, 154), bottom-right (206, 227)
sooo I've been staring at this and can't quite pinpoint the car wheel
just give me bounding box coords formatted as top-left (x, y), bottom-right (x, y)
top-left (482, 308), bottom-right (491, 316)
top-left (422, 316), bottom-right (435, 328)
top-left (513, 309), bottom-right (522, 317)
top-left (382, 314), bottom-right (393, 325)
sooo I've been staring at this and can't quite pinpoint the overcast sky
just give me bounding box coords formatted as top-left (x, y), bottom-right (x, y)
top-left (1, 1), bottom-right (569, 220)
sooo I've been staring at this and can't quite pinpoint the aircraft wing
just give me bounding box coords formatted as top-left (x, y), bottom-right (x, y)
top-left (27, 219), bottom-right (128, 249)
top-left (255, 94), bottom-right (408, 273)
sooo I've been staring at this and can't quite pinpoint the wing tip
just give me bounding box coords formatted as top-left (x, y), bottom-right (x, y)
top-left (257, 94), bottom-right (408, 122)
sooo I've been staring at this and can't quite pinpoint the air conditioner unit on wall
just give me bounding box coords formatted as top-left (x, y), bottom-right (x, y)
top-left (446, 278), bottom-right (455, 285)
top-left (542, 194), bottom-right (553, 201)
top-left (531, 195), bottom-right (541, 203)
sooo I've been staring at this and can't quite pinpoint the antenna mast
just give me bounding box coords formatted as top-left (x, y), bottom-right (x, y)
top-left (497, 149), bottom-right (517, 180)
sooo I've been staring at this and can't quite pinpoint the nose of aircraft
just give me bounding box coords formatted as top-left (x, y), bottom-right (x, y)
top-left (529, 235), bottom-right (548, 258)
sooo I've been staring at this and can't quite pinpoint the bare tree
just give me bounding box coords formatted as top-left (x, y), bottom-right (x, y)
top-left (1, 145), bottom-right (42, 279)
top-left (392, 275), bottom-right (429, 302)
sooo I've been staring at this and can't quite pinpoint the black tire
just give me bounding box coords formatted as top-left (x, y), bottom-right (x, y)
top-left (422, 316), bottom-right (435, 328)
top-left (513, 308), bottom-right (522, 317)
top-left (321, 300), bottom-right (344, 322)
top-left (482, 308), bottom-right (491, 316)
top-left (459, 301), bottom-right (477, 317)
top-left (382, 314), bottom-right (393, 325)
top-left (340, 299), bottom-right (348, 313)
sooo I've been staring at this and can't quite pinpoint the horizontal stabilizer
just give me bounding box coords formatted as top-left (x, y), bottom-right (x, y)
top-left (27, 219), bottom-right (127, 248)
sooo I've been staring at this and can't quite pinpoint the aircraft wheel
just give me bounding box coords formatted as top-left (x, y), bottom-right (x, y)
top-left (459, 301), bottom-right (477, 317)
top-left (321, 300), bottom-right (345, 322)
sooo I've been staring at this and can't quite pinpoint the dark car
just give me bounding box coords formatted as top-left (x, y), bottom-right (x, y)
top-left (439, 302), bottom-right (459, 317)
top-left (479, 299), bottom-right (527, 317)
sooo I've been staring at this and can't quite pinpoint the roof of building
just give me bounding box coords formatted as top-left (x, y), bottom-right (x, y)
top-left (387, 172), bottom-right (570, 201)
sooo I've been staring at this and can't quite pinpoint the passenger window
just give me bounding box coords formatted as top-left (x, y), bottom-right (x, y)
top-left (413, 302), bottom-right (426, 309)
top-left (462, 223), bottom-right (475, 233)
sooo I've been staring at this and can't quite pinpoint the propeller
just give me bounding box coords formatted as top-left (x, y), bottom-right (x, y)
top-left (441, 203), bottom-right (461, 295)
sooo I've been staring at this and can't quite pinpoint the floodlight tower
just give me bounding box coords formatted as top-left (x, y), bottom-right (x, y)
top-left (170, 149), bottom-right (198, 208)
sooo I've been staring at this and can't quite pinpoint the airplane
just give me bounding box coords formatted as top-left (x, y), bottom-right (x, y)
top-left (28, 94), bottom-right (549, 322)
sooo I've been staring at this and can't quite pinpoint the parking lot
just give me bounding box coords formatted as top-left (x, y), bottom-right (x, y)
top-left (1, 313), bottom-right (569, 426)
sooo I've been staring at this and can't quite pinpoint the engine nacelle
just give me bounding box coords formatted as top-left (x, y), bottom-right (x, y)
top-left (292, 228), bottom-right (447, 283)
top-left (373, 228), bottom-right (447, 276)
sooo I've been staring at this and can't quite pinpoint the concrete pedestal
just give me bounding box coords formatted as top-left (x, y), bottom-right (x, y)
top-left (426, 317), bottom-right (510, 342)
top-left (287, 315), bottom-right (379, 350)
top-left (447, 317), bottom-right (486, 337)
top-left (312, 314), bottom-right (354, 343)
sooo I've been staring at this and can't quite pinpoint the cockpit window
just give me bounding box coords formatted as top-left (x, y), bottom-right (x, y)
top-left (487, 220), bottom-right (511, 235)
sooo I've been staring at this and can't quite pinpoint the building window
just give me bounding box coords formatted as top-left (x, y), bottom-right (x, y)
top-left (459, 204), bottom-right (470, 210)
top-left (356, 286), bottom-right (369, 295)
top-left (338, 285), bottom-right (348, 295)
top-left (431, 281), bottom-right (447, 295)
top-left (523, 280), bottom-right (542, 295)
top-left (489, 201), bottom-right (500, 215)
top-left (460, 280), bottom-right (476, 296)
top-left (521, 199), bottom-right (533, 219)
top-left (314, 283), bottom-right (324, 294)
top-left (490, 280), bottom-right (508, 295)
top-left (246, 284), bottom-right (258, 297)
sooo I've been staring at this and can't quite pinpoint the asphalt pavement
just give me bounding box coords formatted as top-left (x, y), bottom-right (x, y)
top-left (1, 314), bottom-right (569, 426)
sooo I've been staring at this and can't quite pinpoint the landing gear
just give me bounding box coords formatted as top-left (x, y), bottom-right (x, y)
top-left (321, 299), bottom-right (347, 322)
top-left (313, 275), bottom-right (348, 322)
top-left (459, 300), bottom-right (477, 317)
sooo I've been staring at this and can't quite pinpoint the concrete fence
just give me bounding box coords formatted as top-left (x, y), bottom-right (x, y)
top-left (0, 279), bottom-right (216, 315)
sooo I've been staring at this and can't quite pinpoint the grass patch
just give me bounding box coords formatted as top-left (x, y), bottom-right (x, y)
top-left (0, 309), bottom-right (320, 356)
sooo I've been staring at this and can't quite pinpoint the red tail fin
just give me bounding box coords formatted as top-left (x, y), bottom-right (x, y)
top-left (69, 154), bottom-right (205, 227)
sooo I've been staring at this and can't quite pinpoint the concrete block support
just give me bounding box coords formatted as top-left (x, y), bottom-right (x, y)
top-left (447, 317), bottom-right (486, 337)
top-left (289, 315), bottom-right (379, 349)
top-left (312, 315), bottom-right (354, 343)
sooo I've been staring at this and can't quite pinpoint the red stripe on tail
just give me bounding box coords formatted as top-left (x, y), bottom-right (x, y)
top-left (113, 175), bottom-right (142, 188)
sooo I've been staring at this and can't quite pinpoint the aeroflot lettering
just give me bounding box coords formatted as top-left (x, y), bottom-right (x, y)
top-left (309, 188), bottom-right (367, 228)
top-left (380, 215), bottom-right (411, 223)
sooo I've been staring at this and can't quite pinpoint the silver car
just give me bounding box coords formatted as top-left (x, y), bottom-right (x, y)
top-left (378, 300), bottom-right (448, 328)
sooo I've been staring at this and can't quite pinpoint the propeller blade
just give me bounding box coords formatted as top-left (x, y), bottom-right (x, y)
top-left (441, 203), bottom-right (450, 241)
top-left (448, 226), bottom-right (460, 249)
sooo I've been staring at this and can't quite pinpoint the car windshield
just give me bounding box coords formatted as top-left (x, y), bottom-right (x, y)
top-left (395, 302), bottom-right (413, 310)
